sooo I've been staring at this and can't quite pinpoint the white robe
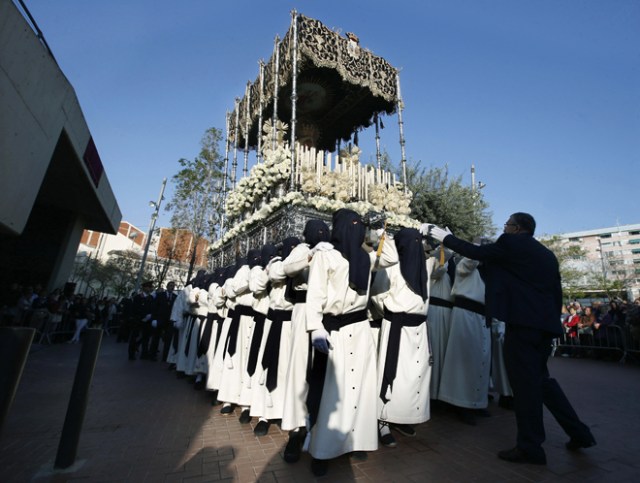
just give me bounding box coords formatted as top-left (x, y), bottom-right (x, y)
top-left (217, 265), bottom-right (255, 406)
top-left (207, 278), bottom-right (235, 392)
top-left (281, 243), bottom-right (313, 431)
top-left (184, 287), bottom-right (208, 376)
top-left (427, 253), bottom-right (454, 399)
top-left (374, 250), bottom-right (433, 425)
top-left (250, 257), bottom-right (294, 420)
top-left (176, 285), bottom-right (194, 372)
top-left (166, 288), bottom-right (187, 364)
top-left (195, 282), bottom-right (222, 375)
top-left (490, 319), bottom-right (513, 396)
top-left (305, 241), bottom-right (397, 460)
top-left (437, 257), bottom-right (491, 409)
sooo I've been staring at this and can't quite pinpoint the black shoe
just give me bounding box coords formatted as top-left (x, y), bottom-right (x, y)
top-left (475, 408), bottom-right (491, 418)
top-left (167, 363), bottom-right (176, 370)
top-left (379, 431), bottom-right (397, 448)
top-left (254, 420), bottom-right (271, 436)
top-left (498, 447), bottom-right (546, 465)
top-left (211, 391), bottom-right (221, 406)
top-left (284, 429), bottom-right (306, 463)
top-left (239, 409), bottom-right (251, 424)
top-left (311, 458), bottom-right (329, 477)
top-left (176, 371), bottom-right (186, 379)
top-left (566, 437), bottom-right (597, 451)
top-left (220, 404), bottom-right (235, 414)
top-left (390, 423), bottom-right (416, 437)
top-left (194, 380), bottom-right (205, 391)
top-left (498, 396), bottom-right (514, 410)
top-left (350, 451), bottom-right (368, 461)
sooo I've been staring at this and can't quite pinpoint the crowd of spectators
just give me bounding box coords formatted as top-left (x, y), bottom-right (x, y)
top-left (0, 283), bottom-right (121, 342)
top-left (559, 298), bottom-right (640, 360)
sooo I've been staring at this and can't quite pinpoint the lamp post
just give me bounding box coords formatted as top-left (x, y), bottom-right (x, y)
top-left (134, 178), bottom-right (167, 292)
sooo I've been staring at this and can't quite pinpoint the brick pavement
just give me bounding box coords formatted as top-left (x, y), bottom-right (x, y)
top-left (1, 335), bottom-right (639, 482)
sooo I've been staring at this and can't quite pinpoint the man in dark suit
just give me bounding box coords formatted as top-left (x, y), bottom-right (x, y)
top-left (150, 281), bottom-right (177, 362)
top-left (429, 212), bottom-right (595, 465)
top-left (128, 281), bottom-right (156, 361)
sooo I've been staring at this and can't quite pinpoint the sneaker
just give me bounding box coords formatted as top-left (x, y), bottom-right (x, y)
top-left (239, 409), bottom-right (252, 424)
top-left (497, 447), bottom-right (546, 465)
top-left (390, 423), bottom-right (416, 437)
top-left (253, 420), bottom-right (270, 436)
top-left (380, 431), bottom-right (397, 447)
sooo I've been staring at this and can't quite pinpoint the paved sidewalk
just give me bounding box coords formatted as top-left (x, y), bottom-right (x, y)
top-left (1, 334), bottom-right (639, 482)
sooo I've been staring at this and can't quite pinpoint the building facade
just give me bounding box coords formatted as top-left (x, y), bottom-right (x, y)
top-left (556, 223), bottom-right (640, 300)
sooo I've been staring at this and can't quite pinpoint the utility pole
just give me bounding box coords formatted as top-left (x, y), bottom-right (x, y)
top-left (134, 178), bottom-right (167, 292)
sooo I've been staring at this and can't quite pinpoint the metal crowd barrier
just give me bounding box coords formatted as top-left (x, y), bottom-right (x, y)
top-left (553, 324), bottom-right (636, 363)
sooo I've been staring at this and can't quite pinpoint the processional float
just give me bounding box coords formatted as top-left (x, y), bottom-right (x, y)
top-left (210, 11), bottom-right (419, 266)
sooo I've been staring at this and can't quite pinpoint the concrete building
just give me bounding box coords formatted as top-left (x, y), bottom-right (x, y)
top-left (556, 223), bottom-right (640, 300)
top-left (0, 0), bottom-right (121, 292)
top-left (74, 222), bottom-right (210, 297)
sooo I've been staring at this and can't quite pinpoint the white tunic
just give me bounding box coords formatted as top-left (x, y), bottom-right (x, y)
top-left (176, 285), bottom-right (194, 372)
top-left (490, 319), bottom-right (513, 396)
top-left (250, 257), bottom-right (294, 420)
top-left (281, 243), bottom-right (313, 431)
top-left (374, 243), bottom-right (432, 425)
top-left (217, 265), bottom-right (255, 405)
top-left (427, 253), bottom-right (454, 399)
top-left (207, 278), bottom-right (235, 391)
top-left (305, 241), bottom-right (397, 460)
top-left (437, 257), bottom-right (491, 409)
top-left (166, 287), bottom-right (187, 364)
top-left (195, 282), bottom-right (222, 376)
top-left (184, 286), bottom-right (208, 376)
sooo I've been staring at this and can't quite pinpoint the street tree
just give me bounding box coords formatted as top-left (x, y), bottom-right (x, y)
top-left (165, 127), bottom-right (225, 281)
top-left (540, 236), bottom-right (588, 301)
top-left (406, 162), bottom-right (495, 241)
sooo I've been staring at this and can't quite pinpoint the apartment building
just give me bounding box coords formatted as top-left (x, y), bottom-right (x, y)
top-left (557, 223), bottom-right (640, 300)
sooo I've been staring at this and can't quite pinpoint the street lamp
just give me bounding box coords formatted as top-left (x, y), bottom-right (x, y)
top-left (134, 178), bottom-right (167, 292)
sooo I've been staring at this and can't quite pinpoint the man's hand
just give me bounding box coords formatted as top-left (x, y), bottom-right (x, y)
top-left (430, 226), bottom-right (452, 242)
top-left (419, 223), bottom-right (432, 237)
top-left (311, 327), bottom-right (332, 354)
top-left (151, 320), bottom-right (158, 328)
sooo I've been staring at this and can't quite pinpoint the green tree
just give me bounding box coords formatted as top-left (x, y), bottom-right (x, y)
top-left (406, 163), bottom-right (495, 241)
top-left (165, 127), bottom-right (225, 281)
top-left (540, 236), bottom-right (588, 301)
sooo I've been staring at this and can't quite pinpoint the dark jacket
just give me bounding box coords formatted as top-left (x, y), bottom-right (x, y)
top-left (443, 232), bottom-right (563, 336)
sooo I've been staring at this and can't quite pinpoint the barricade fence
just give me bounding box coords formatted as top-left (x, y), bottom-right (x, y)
top-left (553, 324), bottom-right (640, 363)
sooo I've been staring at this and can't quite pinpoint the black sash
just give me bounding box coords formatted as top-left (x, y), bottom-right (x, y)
top-left (225, 305), bottom-right (253, 357)
top-left (306, 309), bottom-right (368, 428)
top-left (213, 313), bottom-right (225, 353)
top-left (198, 313), bottom-right (216, 357)
top-left (430, 296), bottom-right (454, 309)
top-left (261, 309), bottom-right (293, 392)
top-left (183, 315), bottom-right (197, 356)
top-left (454, 296), bottom-right (486, 316)
top-left (246, 310), bottom-right (267, 377)
top-left (379, 307), bottom-right (426, 404)
top-left (370, 318), bottom-right (382, 329)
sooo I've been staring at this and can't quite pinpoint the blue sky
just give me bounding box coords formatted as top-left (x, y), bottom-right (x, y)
top-left (24, 0), bottom-right (640, 237)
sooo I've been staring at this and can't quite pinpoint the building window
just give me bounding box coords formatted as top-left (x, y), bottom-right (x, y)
top-left (600, 234), bottom-right (612, 238)
top-left (632, 249), bottom-right (640, 255)
top-left (601, 242), bottom-right (612, 247)
top-left (629, 231), bottom-right (640, 235)
top-left (629, 239), bottom-right (640, 245)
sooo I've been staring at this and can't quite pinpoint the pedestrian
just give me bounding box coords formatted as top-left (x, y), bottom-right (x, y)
top-left (429, 213), bottom-right (596, 465)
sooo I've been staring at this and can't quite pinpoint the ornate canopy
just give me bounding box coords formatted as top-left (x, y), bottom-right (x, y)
top-left (230, 13), bottom-right (399, 152)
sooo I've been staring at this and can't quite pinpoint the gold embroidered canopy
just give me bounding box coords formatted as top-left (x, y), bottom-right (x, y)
top-left (230, 13), bottom-right (400, 152)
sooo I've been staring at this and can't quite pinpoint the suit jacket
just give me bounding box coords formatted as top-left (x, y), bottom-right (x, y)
top-left (154, 291), bottom-right (177, 323)
top-left (443, 233), bottom-right (563, 336)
